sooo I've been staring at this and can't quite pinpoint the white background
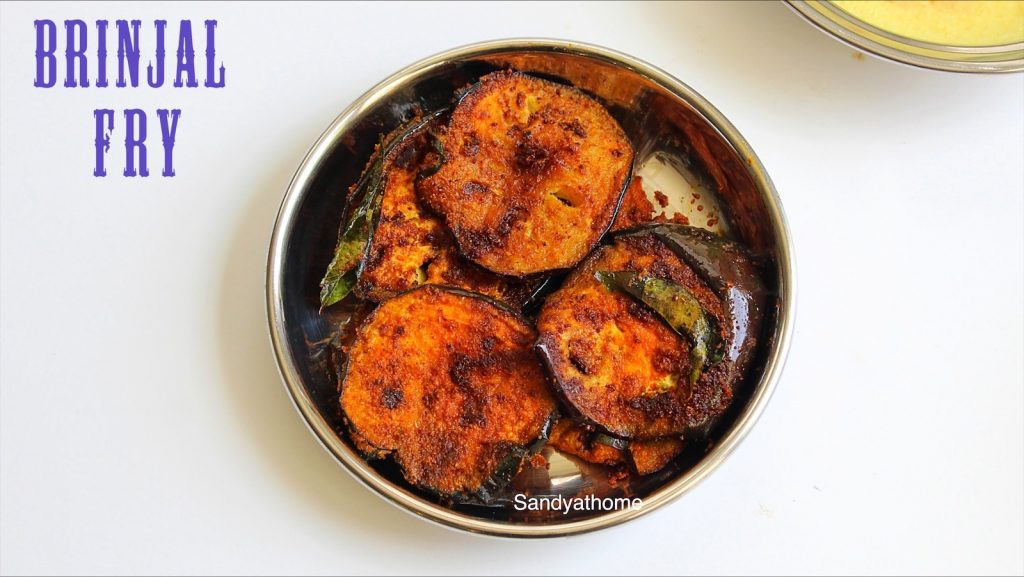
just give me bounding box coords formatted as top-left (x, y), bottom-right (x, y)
top-left (2, 2), bottom-right (1022, 575)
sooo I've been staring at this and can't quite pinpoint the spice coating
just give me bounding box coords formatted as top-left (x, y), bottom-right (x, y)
top-left (355, 122), bottom-right (535, 308)
top-left (537, 232), bottom-right (735, 439)
top-left (418, 71), bottom-right (633, 276)
top-left (547, 419), bottom-right (686, 475)
top-left (547, 419), bottom-right (627, 467)
top-left (340, 286), bottom-right (556, 497)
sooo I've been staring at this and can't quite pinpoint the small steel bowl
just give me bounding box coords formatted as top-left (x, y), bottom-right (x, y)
top-left (266, 38), bottom-right (795, 538)
top-left (787, 0), bottom-right (1024, 73)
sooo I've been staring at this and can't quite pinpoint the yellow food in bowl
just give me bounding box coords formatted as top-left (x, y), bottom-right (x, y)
top-left (832, 0), bottom-right (1024, 47)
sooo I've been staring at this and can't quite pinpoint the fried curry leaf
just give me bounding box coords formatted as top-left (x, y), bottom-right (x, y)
top-left (595, 270), bottom-right (721, 385)
top-left (319, 152), bottom-right (386, 309)
top-left (320, 266), bottom-right (358, 310)
top-left (320, 111), bottom-right (449, 310)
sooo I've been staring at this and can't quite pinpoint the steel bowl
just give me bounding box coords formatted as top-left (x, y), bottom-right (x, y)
top-left (787, 0), bottom-right (1024, 73)
top-left (266, 38), bottom-right (795, 538)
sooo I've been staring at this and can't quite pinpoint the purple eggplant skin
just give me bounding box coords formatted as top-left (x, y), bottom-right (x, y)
top-left (633, 224), bottom-right (767, 398)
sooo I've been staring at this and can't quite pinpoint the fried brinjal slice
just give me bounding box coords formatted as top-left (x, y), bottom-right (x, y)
top-left (418, 71), bottom-right (633, 276)
top-left (340, 285), bottom-right (557, 501)
top-left (629, 436), bottom-right (686, 476)
top-left (536, 226), bottom-right (764, 439)
top-left (547, 419), bottom-right (627, 468)
top-left (547, 419), bottom-right (685, 476)
top-left (320, 112), bottom-right (538, 309)
top-left (354, 120), bottom-right (536, 308)
top-left (319, 115), bottom-right (435, 308)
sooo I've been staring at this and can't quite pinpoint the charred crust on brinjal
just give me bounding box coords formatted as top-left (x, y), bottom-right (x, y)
top-left (418, 70), bottom-right (634, 277)
top-left (323, 67), bottom-right (772, 491)
top-left (339, 285), bottom-right (557, 502)
top-left (319, 112), bottom-right (446, 309)
top-left (536, 226), bottom-right (765, 440)
top-left (546, 418), bottom-right (686, 476)
top-left (342, 110), bottom-right (541, 310)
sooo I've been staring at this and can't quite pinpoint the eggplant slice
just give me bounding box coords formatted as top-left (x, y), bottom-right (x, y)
top-left (547, 419), bottom-right (685, 476)
top-left (629, 435), bottom-right (686, 476)
top-left (547, 419), bottom-right (627, 468)
top-left (320, 112), bottom-right (539, 309)
top-left (354, 117), bottom-right (537, 307)
top-left (418, 70), bottom-right (634, 277)
top-left (340, 285), bottom-right (557, 501)
top-left (319, 116), bottom-right (433, 308)
top-left (536, 225), bottom-right (765, 439)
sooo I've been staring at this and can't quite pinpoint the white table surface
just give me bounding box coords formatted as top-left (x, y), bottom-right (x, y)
top-left (2, 2), bottom-right (1022, 575)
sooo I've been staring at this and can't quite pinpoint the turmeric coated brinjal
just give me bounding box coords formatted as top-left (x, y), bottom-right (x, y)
top-left (536, 224), bottom-right (765, 440)
top-left (418, 71), bottom-right (634, 276)
top-left (547, 419), bottom-right (686, 476)
top-left (319, 111), bottom-right (538, 310)
top-left (340, 285), bottom-right (557, 502)
top-left (322, 68), bottom-right (768, 491)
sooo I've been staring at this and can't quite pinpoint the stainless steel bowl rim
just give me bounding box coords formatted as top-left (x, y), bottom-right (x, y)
top-left (266, 38), bottom-right (797, 538)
